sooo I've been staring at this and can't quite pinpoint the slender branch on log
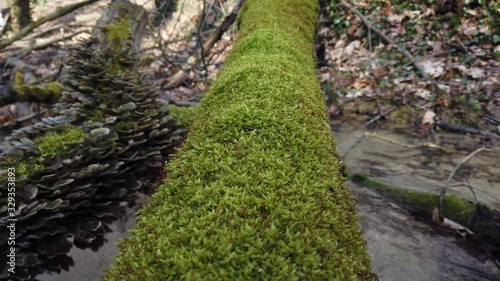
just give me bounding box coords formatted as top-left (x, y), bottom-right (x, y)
top-left (22, 31), bottom-right (89, 56)
top-left (364, 132), bottom-right (453, 153)
top-left (438, 146), bottom-right (490, 221)
top-left (161, 0), bottom-right (246, 89)
top-left (339, 0), bottom-right (429, 80)
top-left (0, 0), bottom-right (99, 51)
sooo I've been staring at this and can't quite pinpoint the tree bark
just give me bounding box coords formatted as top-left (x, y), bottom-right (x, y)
top-left (7, 0), bottom-right (31, 32)
top-left (103, 0), bottom-right (375, 280)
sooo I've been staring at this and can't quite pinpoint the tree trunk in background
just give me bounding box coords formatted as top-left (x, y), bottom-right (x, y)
top-left (7, 0), bottom-right (31, 32)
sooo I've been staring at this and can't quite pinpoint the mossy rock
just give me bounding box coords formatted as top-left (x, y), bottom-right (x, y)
top-left (103, 0), bottom-right (374, 280)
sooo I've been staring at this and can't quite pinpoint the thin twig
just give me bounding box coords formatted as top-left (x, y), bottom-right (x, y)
top-left (438, 146), bottom-right (490, 221)
top-left (463, 176), bottom-right (478, 204)
top-left (448, 183), bottom-right (500, 202)
top-left (197, 0), bottom-right (209, 82)
top-left (437, 120), bottom-right (499, 138)
top-left (341, 133), bottom-right (366, 159)
top-left (364, 132), bottom-right (454, 153)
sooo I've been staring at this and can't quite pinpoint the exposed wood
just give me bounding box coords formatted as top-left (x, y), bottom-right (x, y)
top-left (162, 0), bottom-right (246, 89)
top-left (0, 0), bottom-right (99, 51)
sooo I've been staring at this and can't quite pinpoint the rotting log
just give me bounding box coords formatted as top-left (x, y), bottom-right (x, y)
top-left (103, 0), bottom-right (374, 280)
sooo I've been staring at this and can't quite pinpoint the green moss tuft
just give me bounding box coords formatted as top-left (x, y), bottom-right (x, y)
top-left (12, 82), bottom-right (63, 103)
top-left (35, 127), bottom-right (86, 158)
top-left (103, 0), bottom-right (373, 280)
top-left (104, 17), bottom-right (131, 45)
top-left (168, 105), bottom-right (199, 128)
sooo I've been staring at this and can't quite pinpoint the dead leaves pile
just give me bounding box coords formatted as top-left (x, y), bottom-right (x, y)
top-left (320, 0), bottom-right (499, 132)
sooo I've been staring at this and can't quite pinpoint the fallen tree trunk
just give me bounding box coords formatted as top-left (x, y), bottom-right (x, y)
top-left (103, 0), bottom-right (374, 279)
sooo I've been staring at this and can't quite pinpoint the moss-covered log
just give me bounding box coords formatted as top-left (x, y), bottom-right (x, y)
top-left (352, 175), bottom-right (500, 246)
top-left (0, 1), bottom-right (185, 280)
top-left (104, 0), bottom-right (373, 280)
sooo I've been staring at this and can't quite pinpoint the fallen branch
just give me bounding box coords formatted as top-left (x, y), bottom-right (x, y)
top-left (437, 120), bottom-right (500, 139)
top-left (162, 0), bottom-right (246, 89)
top-left (339, 0), bottom-right (429, 80)
top-left (364, 132), bottom-right (454, 153)
top-left (0, 0), bottom-right (99, 51)
top-left (438, 146), bottom-right (490, 221)
top-left (363, 109), bottom-right (395, 128)
top-left (17, 30), bottom-right (89, 58)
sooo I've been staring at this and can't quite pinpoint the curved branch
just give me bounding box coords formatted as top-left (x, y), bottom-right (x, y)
top-left (0, 0), bottom-right (99, 51)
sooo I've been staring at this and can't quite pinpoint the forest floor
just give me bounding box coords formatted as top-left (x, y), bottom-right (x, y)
top-left (0, 0), bottom-right (499, 280)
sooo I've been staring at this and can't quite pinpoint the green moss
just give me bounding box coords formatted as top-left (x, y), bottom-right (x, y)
top-left (13, 70), bottom-right (24, 85)
top-left (389, 105), bottom-right (415, 124)
top-left (87, 109), bottom-right (106, 123)
top-left (12, 82), bottom-right (63, 103)
top-left (140, 55), bottom-right (156, 66)
top-left (168, 105), bottom-right (199, 129)
top-left (35, 127), bottom-right (86, 158)
top-left (351, 175), bottom-right (475, 226)
top-left (104, 17), bottom-right (131, 45)
top-left (103, 0), bottom-right (373, 280)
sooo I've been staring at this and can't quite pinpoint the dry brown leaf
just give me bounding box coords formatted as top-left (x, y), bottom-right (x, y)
top-left (353, 77), bottom-right (372, 89)
top-left (372, 67), bottom-right (386, 79)
top-left (468, 67), bottom-right (485, 79)
top-left (422, 110), bottom-right (435, 125)
top-left (344, 40), bottom-right (361, 56)
top-left (387, 14), bottom-right (405, 24)
top-left (418, 60), bottom-right (446, 78)
top-left (432, 208), bottom-right (475, 235)
top-left (415, 88), bottom-right (431, 100)
top-left (414, 25), bottom-right (426, 35)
